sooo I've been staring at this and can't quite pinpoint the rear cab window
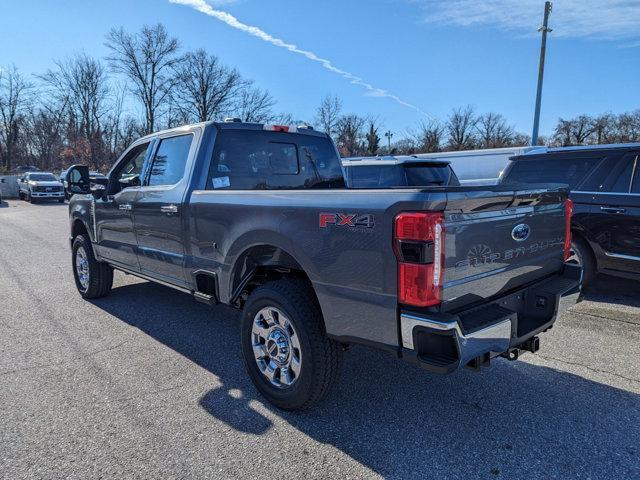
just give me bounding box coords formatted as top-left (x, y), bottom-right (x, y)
top-left (207, 130), bottom-right (344, 190)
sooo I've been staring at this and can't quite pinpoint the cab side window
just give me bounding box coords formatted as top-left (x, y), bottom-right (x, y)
top-left (603, 153), bottom-right (636, 193)
top-left (146, 134), bottom-right (193, 187)
top-left (631, 154), bottom-right (640, 194)
top-left (108, 142), bottom-right (150, 195)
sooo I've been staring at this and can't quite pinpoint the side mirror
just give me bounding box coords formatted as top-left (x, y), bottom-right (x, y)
top-left (66, 165), bottom-right (91, 195)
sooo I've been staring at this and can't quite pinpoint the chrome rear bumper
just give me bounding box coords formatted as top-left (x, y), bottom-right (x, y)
top-left (400, 263), bottom-right (582, 373)
top-left (401, 314), bottom-right (512, 369)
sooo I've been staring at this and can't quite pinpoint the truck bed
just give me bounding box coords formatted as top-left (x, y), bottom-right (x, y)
top-left (187, 183), bottom-right (569, 349)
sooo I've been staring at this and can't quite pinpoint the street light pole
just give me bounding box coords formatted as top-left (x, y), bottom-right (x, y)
top-left (531, 1), bottom-right (552, 146)
top-left (384, 130), bottom-right (393, 153)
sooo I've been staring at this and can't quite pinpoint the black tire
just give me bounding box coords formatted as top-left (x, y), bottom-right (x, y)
top-left (18, 191), bottom-right (23, 200)
top-left (571, 236), bottom-right (596, 287)
top-left (58, 198), bottom-right (65, 203)
top-left (27, 191), bottom-right (34, 203)
top-left (72, 234), bottom-right (113, 299)
top-left (240, 278), bottom-right (342, 410)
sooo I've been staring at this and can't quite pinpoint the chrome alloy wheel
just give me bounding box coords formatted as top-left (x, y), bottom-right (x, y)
top-left (75, 246), bottom-right (90, 291)
top-left (251, 307), bottom-right (302, 388)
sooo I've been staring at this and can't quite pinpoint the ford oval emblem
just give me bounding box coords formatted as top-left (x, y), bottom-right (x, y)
top-left (511, 224), bottom-right (531, 242)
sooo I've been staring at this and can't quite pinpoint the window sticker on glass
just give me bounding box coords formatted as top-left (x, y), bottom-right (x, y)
top-left (212, 176), bottom-right (231, 189)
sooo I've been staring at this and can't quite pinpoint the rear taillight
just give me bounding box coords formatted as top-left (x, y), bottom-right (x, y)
top-left (563, 198), bottom-right (574, 262)
top-left (394, 212), bottom-right (444, 307)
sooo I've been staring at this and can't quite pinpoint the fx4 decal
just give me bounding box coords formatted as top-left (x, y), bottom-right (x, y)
top-left (319, 213), bottom-right (375, 229)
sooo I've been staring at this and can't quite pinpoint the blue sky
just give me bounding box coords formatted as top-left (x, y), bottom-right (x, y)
top-left (1, 0), bottom-right (639, 137)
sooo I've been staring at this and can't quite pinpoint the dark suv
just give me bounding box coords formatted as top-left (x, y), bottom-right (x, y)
top-left (501, 143), bottom-right (640, 286)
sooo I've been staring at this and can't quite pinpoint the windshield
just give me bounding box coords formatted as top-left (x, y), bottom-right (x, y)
top-left (28, 173), bottom-right (58, 182)
top-left (345, 163), bottom-right (459, 188)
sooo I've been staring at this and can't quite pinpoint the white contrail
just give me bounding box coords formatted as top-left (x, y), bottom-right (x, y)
top-left (169, 0), bottom-right (432, 118)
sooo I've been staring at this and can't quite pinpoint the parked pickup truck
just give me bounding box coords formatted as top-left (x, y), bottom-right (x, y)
top-left (18, 172), bottom-right (65, 203)
top-left (66, 120), bottom-right (582, 410)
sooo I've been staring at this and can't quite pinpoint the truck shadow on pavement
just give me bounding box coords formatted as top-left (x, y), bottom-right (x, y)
top-left (582, 274), bottom-right (640, 309)
top-left (93, 280), bottom-right (640, 479)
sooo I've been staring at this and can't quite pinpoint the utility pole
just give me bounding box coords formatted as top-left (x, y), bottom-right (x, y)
top-left (531, 1), bottom-right (552, 146)
top-left (384, 130), bottom-right (393, 153)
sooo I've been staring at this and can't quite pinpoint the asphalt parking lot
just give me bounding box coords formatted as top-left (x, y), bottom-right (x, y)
top-left (1, 198), bottom-right (639, 479)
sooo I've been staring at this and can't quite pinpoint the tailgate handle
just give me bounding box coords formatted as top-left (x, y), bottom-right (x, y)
top-left (600, 206), bottom-right (626, 214)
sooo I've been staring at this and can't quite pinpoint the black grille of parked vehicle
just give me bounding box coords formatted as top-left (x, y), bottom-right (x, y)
top-left (34, 185), bottom-right (61, 192)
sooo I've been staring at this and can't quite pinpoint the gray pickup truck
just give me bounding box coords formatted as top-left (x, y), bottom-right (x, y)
top-left (66, 120), bottom-right (581, 410)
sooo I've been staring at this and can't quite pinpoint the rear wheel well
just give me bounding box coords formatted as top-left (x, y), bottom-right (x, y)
top-left (230, 245), bottom-right (316, 308)
top-left (239, 265), bottom-right (312, 305)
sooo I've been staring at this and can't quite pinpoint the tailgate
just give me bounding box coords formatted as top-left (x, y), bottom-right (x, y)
top-left (441, 187), bottom-right (567, 311)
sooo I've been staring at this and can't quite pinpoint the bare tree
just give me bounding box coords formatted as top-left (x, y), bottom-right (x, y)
top-left (172, 49), bottom-right (246, 123)
top-left (511, 132), bottom-right (531, 146)
top-left (105, 24), bottom-right (180, 134)
top-left (614, 110), bottom-right (640, 143)
top-left (392, 138), bottom-right (418, 155)
top-left (0, 65), bottom-right (33, 170)
top-left (591, 113), bottom-right (616, 144)
top-left (476, 112), bottom-right (514, 148)
top-left (315, 95), bottom-right (342, 138)
top-left (365, 119), bottom-right (381, 155)
top-left (233, 84), bottom-right (276, 123)
top-left (335, 114), bottom-right (366, 157)
top-left (101, 85), bottom-right (145, 166)
top-left (553, 115), bottom-right (595, 146)
top-left (412, 119), bottom-right (444, 153)
top-left (445, 106), bottom-right (477, 150)
top-left (118, 116), bottom-right (144, 153)
top-left (40, 54), bottom-right (110, 167)
top-left (102, 82), bottom-right (126, 162)
top-left (272, 112), bottom-right (296, 125)
top-left (26, 107), bottom-right (66, 171)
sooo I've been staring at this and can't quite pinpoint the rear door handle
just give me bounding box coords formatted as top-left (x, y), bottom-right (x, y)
top-left (119, 204), bottom-right (132, 211)
top-left (600, 206), bottom-right (626, 214)
top-left (160, 204), bottom-right (179, 214)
